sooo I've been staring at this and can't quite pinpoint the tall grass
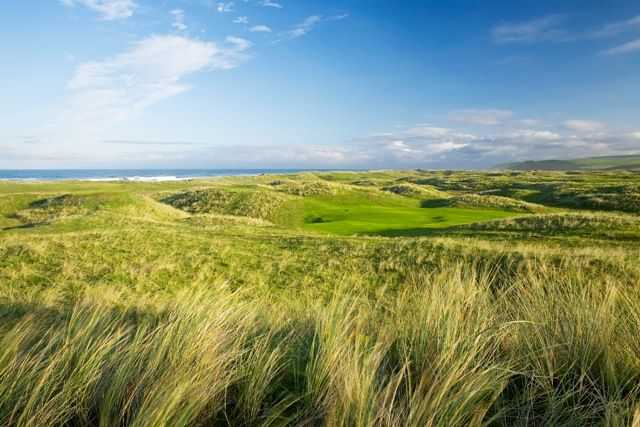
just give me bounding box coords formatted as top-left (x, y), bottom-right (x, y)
top-left (1, 258), bottom-right (639, 426)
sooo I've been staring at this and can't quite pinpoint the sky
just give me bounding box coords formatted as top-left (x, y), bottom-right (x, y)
top-left (1, 0), bottom-right (639, 169)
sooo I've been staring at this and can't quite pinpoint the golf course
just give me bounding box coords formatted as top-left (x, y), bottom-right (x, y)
top-left (1, 169), bottom-right (640, 426)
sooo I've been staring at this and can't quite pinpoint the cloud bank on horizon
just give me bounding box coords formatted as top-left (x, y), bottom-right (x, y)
top-left (1, 1), bottom-right (639, 169)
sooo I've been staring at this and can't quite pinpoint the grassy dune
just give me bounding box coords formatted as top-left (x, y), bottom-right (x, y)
top-left (1, 170), bottom-right (640, 426)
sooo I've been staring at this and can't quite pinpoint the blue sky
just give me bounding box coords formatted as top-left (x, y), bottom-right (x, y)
top-left (1, 0), bottom-right (639, 169)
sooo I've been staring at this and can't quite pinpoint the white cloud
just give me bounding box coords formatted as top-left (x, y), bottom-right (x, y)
top-left (507, 130), bottom-right (560, 141)
top-left (564, 120), bottom-right (606, 132)
top-left (287, 15), bottom-right (322, 39)
top-left (492, 15), bottom-right (569, 44)
top-left (260, 0), bottom-right (282, 8)
top-left (249, 25), bottom-right (272, 33)
top-left (171, 9), bottom-right (187, 32)
top-left (402, 125), bottom-right (477, 142)
top-left (387, 140), bottom-right (419, 155)
top-left (601, 38), bottom-right (640, 55)
top-left (233, 16), bottom-right (249, 24)
top-left (348, 125), bottom-right (477, 165)
top-left (405, 126), bottom-right (452, 138)
top-left (60, 0), bottom-right (136, 20)
top-left (225, 36), bottom-right (252, 52)
top-left (591, 15), bottom-right (640, 38)
top-left (10, 119), bottom-right (640, 169)
top-left (342, 120), bottom-right (640, 168)
top-left (492, 14), bottom-right (640, 55)
top-left (449, 109), bottom-right (514, 126)
top-left (196, 144), bottom-right (363, 167)
top-left (332, 14), bottom-right (350, 21)
top-left (217, 2), bottom-right (234, 13)
top-left (278, 14), bottom-right (347, 41)
top-left (63, 35), bottom-right (252, 129)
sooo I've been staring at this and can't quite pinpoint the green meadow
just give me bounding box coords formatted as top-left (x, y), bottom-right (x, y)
top-left (1, 170), bottom-right (640, 426)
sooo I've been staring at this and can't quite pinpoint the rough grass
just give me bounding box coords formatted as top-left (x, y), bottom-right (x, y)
top-left (527, 184), bottom-right (640, 213)
top-left (4, 193), bottom-right (116, 228)
top-left (381, 183), bottom-right (447, 199)
top-left (160, 188), bottom-right (289, 221)
top-left (1, 261), bottom-right (639, 426)
top-left (269, 179), bottom-right (340, 197)
top-left (10, 195), bottom-right (89, 224)
top-left (421, 194), bottom-right (549, 213)
top-left (1, 171), bottom-right (640, 426)
top-left (182, 213), bottom-right (274, 227)
top-left (469, 212), bottom-right (640, 232)
top-left (398, 170), bottom-right (640, 214)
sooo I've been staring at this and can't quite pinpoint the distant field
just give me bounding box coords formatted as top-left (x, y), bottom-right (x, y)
top-left (500, 154), bottom-right (640, 171)
top-left (2, 170), bottom-right (640, 426)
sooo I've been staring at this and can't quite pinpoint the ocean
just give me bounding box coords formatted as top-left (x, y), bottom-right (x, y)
top-left (0, 169), bottom-right (327, 181)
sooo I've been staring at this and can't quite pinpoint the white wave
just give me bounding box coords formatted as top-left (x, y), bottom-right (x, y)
top-left (86, 176), bottom-right (194, 182)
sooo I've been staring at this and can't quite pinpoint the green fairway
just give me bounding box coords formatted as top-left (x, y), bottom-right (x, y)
top-left (297, 193), bottom-right (520, 236)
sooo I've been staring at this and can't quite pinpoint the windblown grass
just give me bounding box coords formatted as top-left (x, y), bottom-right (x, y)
top-left (269, 179), bottom-right (340, 197)
top-left (1, 260), bottom-right (639, 426)
top-left (160, 188), bottom-right (290, 221)
top-left (380, 183), bottom-right (447, 199)
top-left (469, 212), bottom-right (640, 233)
top-left (424, 193), bottom-right (548, 213)
top-left (2, 171), bottom-right (640, 426)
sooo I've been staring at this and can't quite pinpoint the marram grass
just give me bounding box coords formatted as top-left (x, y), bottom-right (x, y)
top-left (2, 171), bottom-right (640, 426)
top-left (1, 262), bottom-right (639, 426)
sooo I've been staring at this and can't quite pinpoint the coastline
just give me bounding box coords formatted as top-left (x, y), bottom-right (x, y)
top-left (0, 169), bottom-right (344, 182)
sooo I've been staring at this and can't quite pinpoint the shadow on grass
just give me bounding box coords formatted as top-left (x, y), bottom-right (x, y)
top-left (364, 227), bottom-right (459, 237)
top-left (420, 198), bottom-right (452, 208)
top-left (368, 226), bottom-right (640, 242)
top-left (1, 223), bottom-right (44, 231)
top-left (0, 301), bottom-right (63, 325)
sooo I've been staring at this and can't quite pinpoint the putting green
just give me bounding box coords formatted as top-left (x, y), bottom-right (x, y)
top-left (295, 193), bottom-right (520, 236)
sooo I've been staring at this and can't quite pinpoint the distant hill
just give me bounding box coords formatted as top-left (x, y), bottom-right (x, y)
top-left (497, 155), bottom-right (640, 171)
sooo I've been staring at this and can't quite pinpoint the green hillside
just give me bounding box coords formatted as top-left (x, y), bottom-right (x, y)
top-left (498, 154), bottom-right (640, 171)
